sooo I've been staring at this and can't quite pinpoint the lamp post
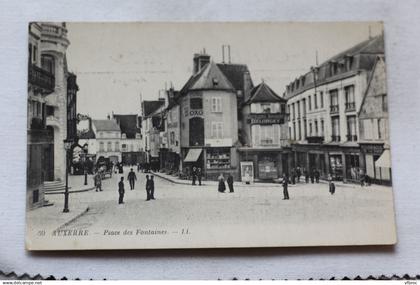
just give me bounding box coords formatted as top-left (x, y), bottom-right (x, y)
top-left (63, 139), bottom-right (73, 213)
top-left (83, 144), bottom-right (88, 185)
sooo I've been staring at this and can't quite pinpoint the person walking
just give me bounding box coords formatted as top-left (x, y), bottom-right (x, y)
top-left (282, 174), bottom-right (290, 200)
top-left (192, 166), bottom-right (197, 186)
top-left (291, 169), bottom-right (296, 185)
top-left (127, 168), bottom-right (137, 190)
top-left (150, 175), bottom-right (155, 200)
top-left (145, 175), bottom-right (151, 201)
top-left (227, 173), bottom-right (234, 193)
top-left (197, 167), bottom-right (203, 186)
top-left (328, 173), bottom-right (335, 195)
top-left (296, 166), bottom-right (301, 183)
top-left (94, 170), bottom-right (102, 192)
top-left (218, 173), bottom-right (226, 193)
top-left (315, 169), bottom-right (320, 183)
top-left (118, 177), bottom-right (125, 204)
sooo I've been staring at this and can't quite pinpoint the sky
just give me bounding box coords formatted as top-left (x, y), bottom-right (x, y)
top-left (66, 22), bottom-right (383, 119)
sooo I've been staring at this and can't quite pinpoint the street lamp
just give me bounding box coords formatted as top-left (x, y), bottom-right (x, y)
top-left (83, 144), bottom-right (88, 185)
top-left (63, 139), bottom-right (73, 213)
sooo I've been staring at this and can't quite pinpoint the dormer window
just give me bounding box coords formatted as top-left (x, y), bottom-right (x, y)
top-left (212, 78), bottom-right (218, 86)
top-left (122, 133), bottom-right (126, 139)
top-left (345, 55), bottom-right (354, 70)
top-left (136, 133), bottom-right (141, 139)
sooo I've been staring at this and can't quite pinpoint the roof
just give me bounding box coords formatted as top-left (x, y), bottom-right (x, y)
top-left (113, 114), bottom-right (140, 139)
top-left (180, 61), bottom-right (235, 95)
top-left (217, 63), bottom-right (252, 91)
top-left (142, 100), bottom-right (165, 117)
top-left (78, 129), bottom-right (95, 139)
top-left (92, 119), bottom-right (121, 132)
top-left (323, 34), bottom-right (384, 65)
top-left (245, 82), bottom-right (286, 104)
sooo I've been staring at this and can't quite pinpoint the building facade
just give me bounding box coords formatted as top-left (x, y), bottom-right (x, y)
top-left (358, 56), bottom-right (392, 185)
top-left (239, 82), bottom-right (290, 181)
top-left (285, 34), bottom-right (385, 182)
top-left (27, 22), bottom-right (73, 209)
top-left (91, 119), bottom-right (122, 163)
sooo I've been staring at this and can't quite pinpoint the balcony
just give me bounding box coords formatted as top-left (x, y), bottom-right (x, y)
top-left (28, 64), bottom-right (55, 94)
top-left (30, 117), bottom-right (45, 130)
top-left (306, 136), bottom-right (324, 144)
top-left (331, 135), bottom-right (341, 142)
top-left (346, 134), bottom-right (358, 142)
top-left (345, 102), bottom-right (356, 112)
top-left (330, 105), bottom-right (339, 114)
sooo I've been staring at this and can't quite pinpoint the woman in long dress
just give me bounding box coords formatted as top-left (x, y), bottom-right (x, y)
top-left (218, 173), bottom-right (226, 193)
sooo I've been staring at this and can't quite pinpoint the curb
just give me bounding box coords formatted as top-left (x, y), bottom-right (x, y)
top-left (55, 207), bottom-right (90, 231)
top-left (45, 186), bottom-right (96, 195)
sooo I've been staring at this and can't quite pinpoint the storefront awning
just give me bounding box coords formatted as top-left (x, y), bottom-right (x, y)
top-left (184, 148), bottom-right (202, 162)
top-left (376, 149), bottom-right (391, 168)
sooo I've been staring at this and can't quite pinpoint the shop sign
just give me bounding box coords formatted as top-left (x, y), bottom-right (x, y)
top-left (248, 113), bottom-right (284, 125)
top-left (240, 161), bottom-right (254, 183)
top-left (189, 109), bottom-right (203, 117)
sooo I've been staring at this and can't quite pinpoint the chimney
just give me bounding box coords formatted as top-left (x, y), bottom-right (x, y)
top-left (193, 52), bottom-right (210, 74)
top-left (243, 71), bottom-right (253, 102)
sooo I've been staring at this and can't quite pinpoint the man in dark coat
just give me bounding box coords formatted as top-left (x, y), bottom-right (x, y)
top-left (282, 174), bottom-right (289, 200)
top-left (118, 177), bottom-right (125, 204)
top-left (127, 168), bottom-right (137, 190)
top-left (310, 169), bottom-right (315, 183)
top-left (227, 174), bottom-right (234, 193)
top-left (315, 169), bottom-right (320, 183)
top-left (197, 167), bottom-right (203, 186)
top-left (150, 175), bottom-right (155, 200)
top-left (192, 167), bottom-right (197, 185)
top-left (145, 175), bottom-right (151, 201)
top-left (296, 166), bottom-right (301, 183)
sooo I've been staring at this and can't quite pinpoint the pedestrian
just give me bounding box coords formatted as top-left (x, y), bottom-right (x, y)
top-left (197, 167), bottom-right (203, 186)
top-left (94, 170), bottom-right (102, 192)
top-left (315, 169), bottom-right (320, 183)
top-left (192, 166), bottom-right (197, 185)
top-left (218, 173), bottom-right (226, 193)
top-left (127, 168), bottom-right (137, 190)
top-left (328, 173), bottom-right (335, 195)
top-left (304, 168), bottom-right (309, 183)
top-left (296, 166), bottom-right (301, 183)
top-left (137, 163), bottom-right (141, 173)
top-left (145, 175), bottom-right (151, 201)
top-left (118, 162), bottom-right (123, 174)
top-left (227, 173), bottom-right (234, 193)
top-left (118, 177), bottom-right (125, 204)
top-left (291, 169), bottom-right (296, 185)
top-left (310, 169), bottom-right (315, 183)
top-left (282, 174), bottom-right (290, 200)
top-left (150, 175), bottom-right (155, 200)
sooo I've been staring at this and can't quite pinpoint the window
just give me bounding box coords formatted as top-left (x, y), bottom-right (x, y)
top-left (107, 142), bottom-right (112, 151)
top-left (309, 122), bottom-right (313, 136)
top-left (320, 91), bottom-right (324, 108)
top-left (292, 103), bottom-right (295, 120)
top-left (122, 133), bottom-right (126, 139)
top-left (211, 122), bottom-right (223, 139)
top-left (332, 116), bottom-right (340, 141)
top-left (321, 120), bottom-right (325, 136)
top-left (308, 96), bottom-right (312, 111)
top-left (115, 142), bottom-right (119, 151)
top-left (315, 120), bottom-right (319, 136)
top-left (281, 104), bottom-right (286, 114)
top-left (260, 125), bottom-right (274, 145)
top-left (330, 89), bottom-right (339, 113)
top-left (304, 119), bottom-right (307, 139)
top-left (298, 120), bottom-right (301, 140)
top-left (28, 43), bottom-right (32, 63)
top-left (381, 94), bottom-right (388, 112)
top-left (289, 127), bottom-right (291, 140)
top-left (293, 122), bottom-right (296, 140)
top-left (211, 97), bottom-right (222, 113)
top-left (190, 97), bottom-right (203, 109)
top-left (314, 93), bottom-right (318, 109)
top-left (41, 55), bottom-right (55, 75)
top-left (297, 101), bottom-right (301, 118)
top-left (99, 142), bottom-right (104, 151)
top-left (261, 103), bottom-right (271, 113)
top-left (345, 85), bottom-right (355, 111)
top-left (347, 116), bottom-right (357, 141)
top-left (130, 144), bottom-right (134, 152)
top-left (378, 118), bottom-right (382, 139)
top-left (33, 45), bottom-right (37, 64)
top-left (302, 99), bottom-right (306, 116)
top-left (122, 144), bottom-right (127, 150)
top-left (170, 132), bottom-right (175, 145)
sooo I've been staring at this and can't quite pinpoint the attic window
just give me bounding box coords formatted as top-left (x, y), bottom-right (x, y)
top-left (212, 78), bottom-right (219, 86)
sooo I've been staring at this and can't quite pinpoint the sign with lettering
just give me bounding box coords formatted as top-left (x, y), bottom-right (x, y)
top-left (248, 113), bottom-right (285, 125)
top-left (189, 109), bottom-right (203, 117)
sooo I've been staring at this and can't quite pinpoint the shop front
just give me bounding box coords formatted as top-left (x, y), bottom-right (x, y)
top-left (360, 143), bottom-right (392, 185)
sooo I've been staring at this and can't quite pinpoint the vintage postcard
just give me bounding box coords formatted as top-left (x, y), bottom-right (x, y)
top-left (26, 22), bottom-right (396, 250)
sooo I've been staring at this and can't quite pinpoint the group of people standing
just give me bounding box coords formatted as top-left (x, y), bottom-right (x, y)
top-left (289, 166), bottom-right (321, 185)
top-left (191, 167), bottom-right (203, 186)
top-left (117, 168), bottom-right (156, 204)
top-left (217, 173), bottom-right (234, 193)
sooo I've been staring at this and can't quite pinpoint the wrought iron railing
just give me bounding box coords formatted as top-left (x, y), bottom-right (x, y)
top-left (28, 64), bottom-right (55, 93)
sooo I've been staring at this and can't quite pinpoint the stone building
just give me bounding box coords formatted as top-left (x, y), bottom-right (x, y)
top-left (91, 119), bottom-right (122, 163)
top-left (284, 34), bottom-right (385, 182)
top-left (358, 55), bottom-right (392, 185)
top-left (27, 22), bottom-right (74, 209)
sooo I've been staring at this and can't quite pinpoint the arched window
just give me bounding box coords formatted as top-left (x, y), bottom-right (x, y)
top-left (107, 142), bottom-right (112, 151)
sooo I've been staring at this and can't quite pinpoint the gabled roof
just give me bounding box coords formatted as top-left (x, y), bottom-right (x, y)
top-left (180, 61), bottom-right (235, 95)
top-left (245, 82), bottom-right (286, 104)
top-left (142, 100), bottom-right (165, 117)
top-left (217, 63), bottom-right (253, 91)
top-left (113, 114), bottom-right (140, 139)
top-left (92, 119), bottom-right (120, 132)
